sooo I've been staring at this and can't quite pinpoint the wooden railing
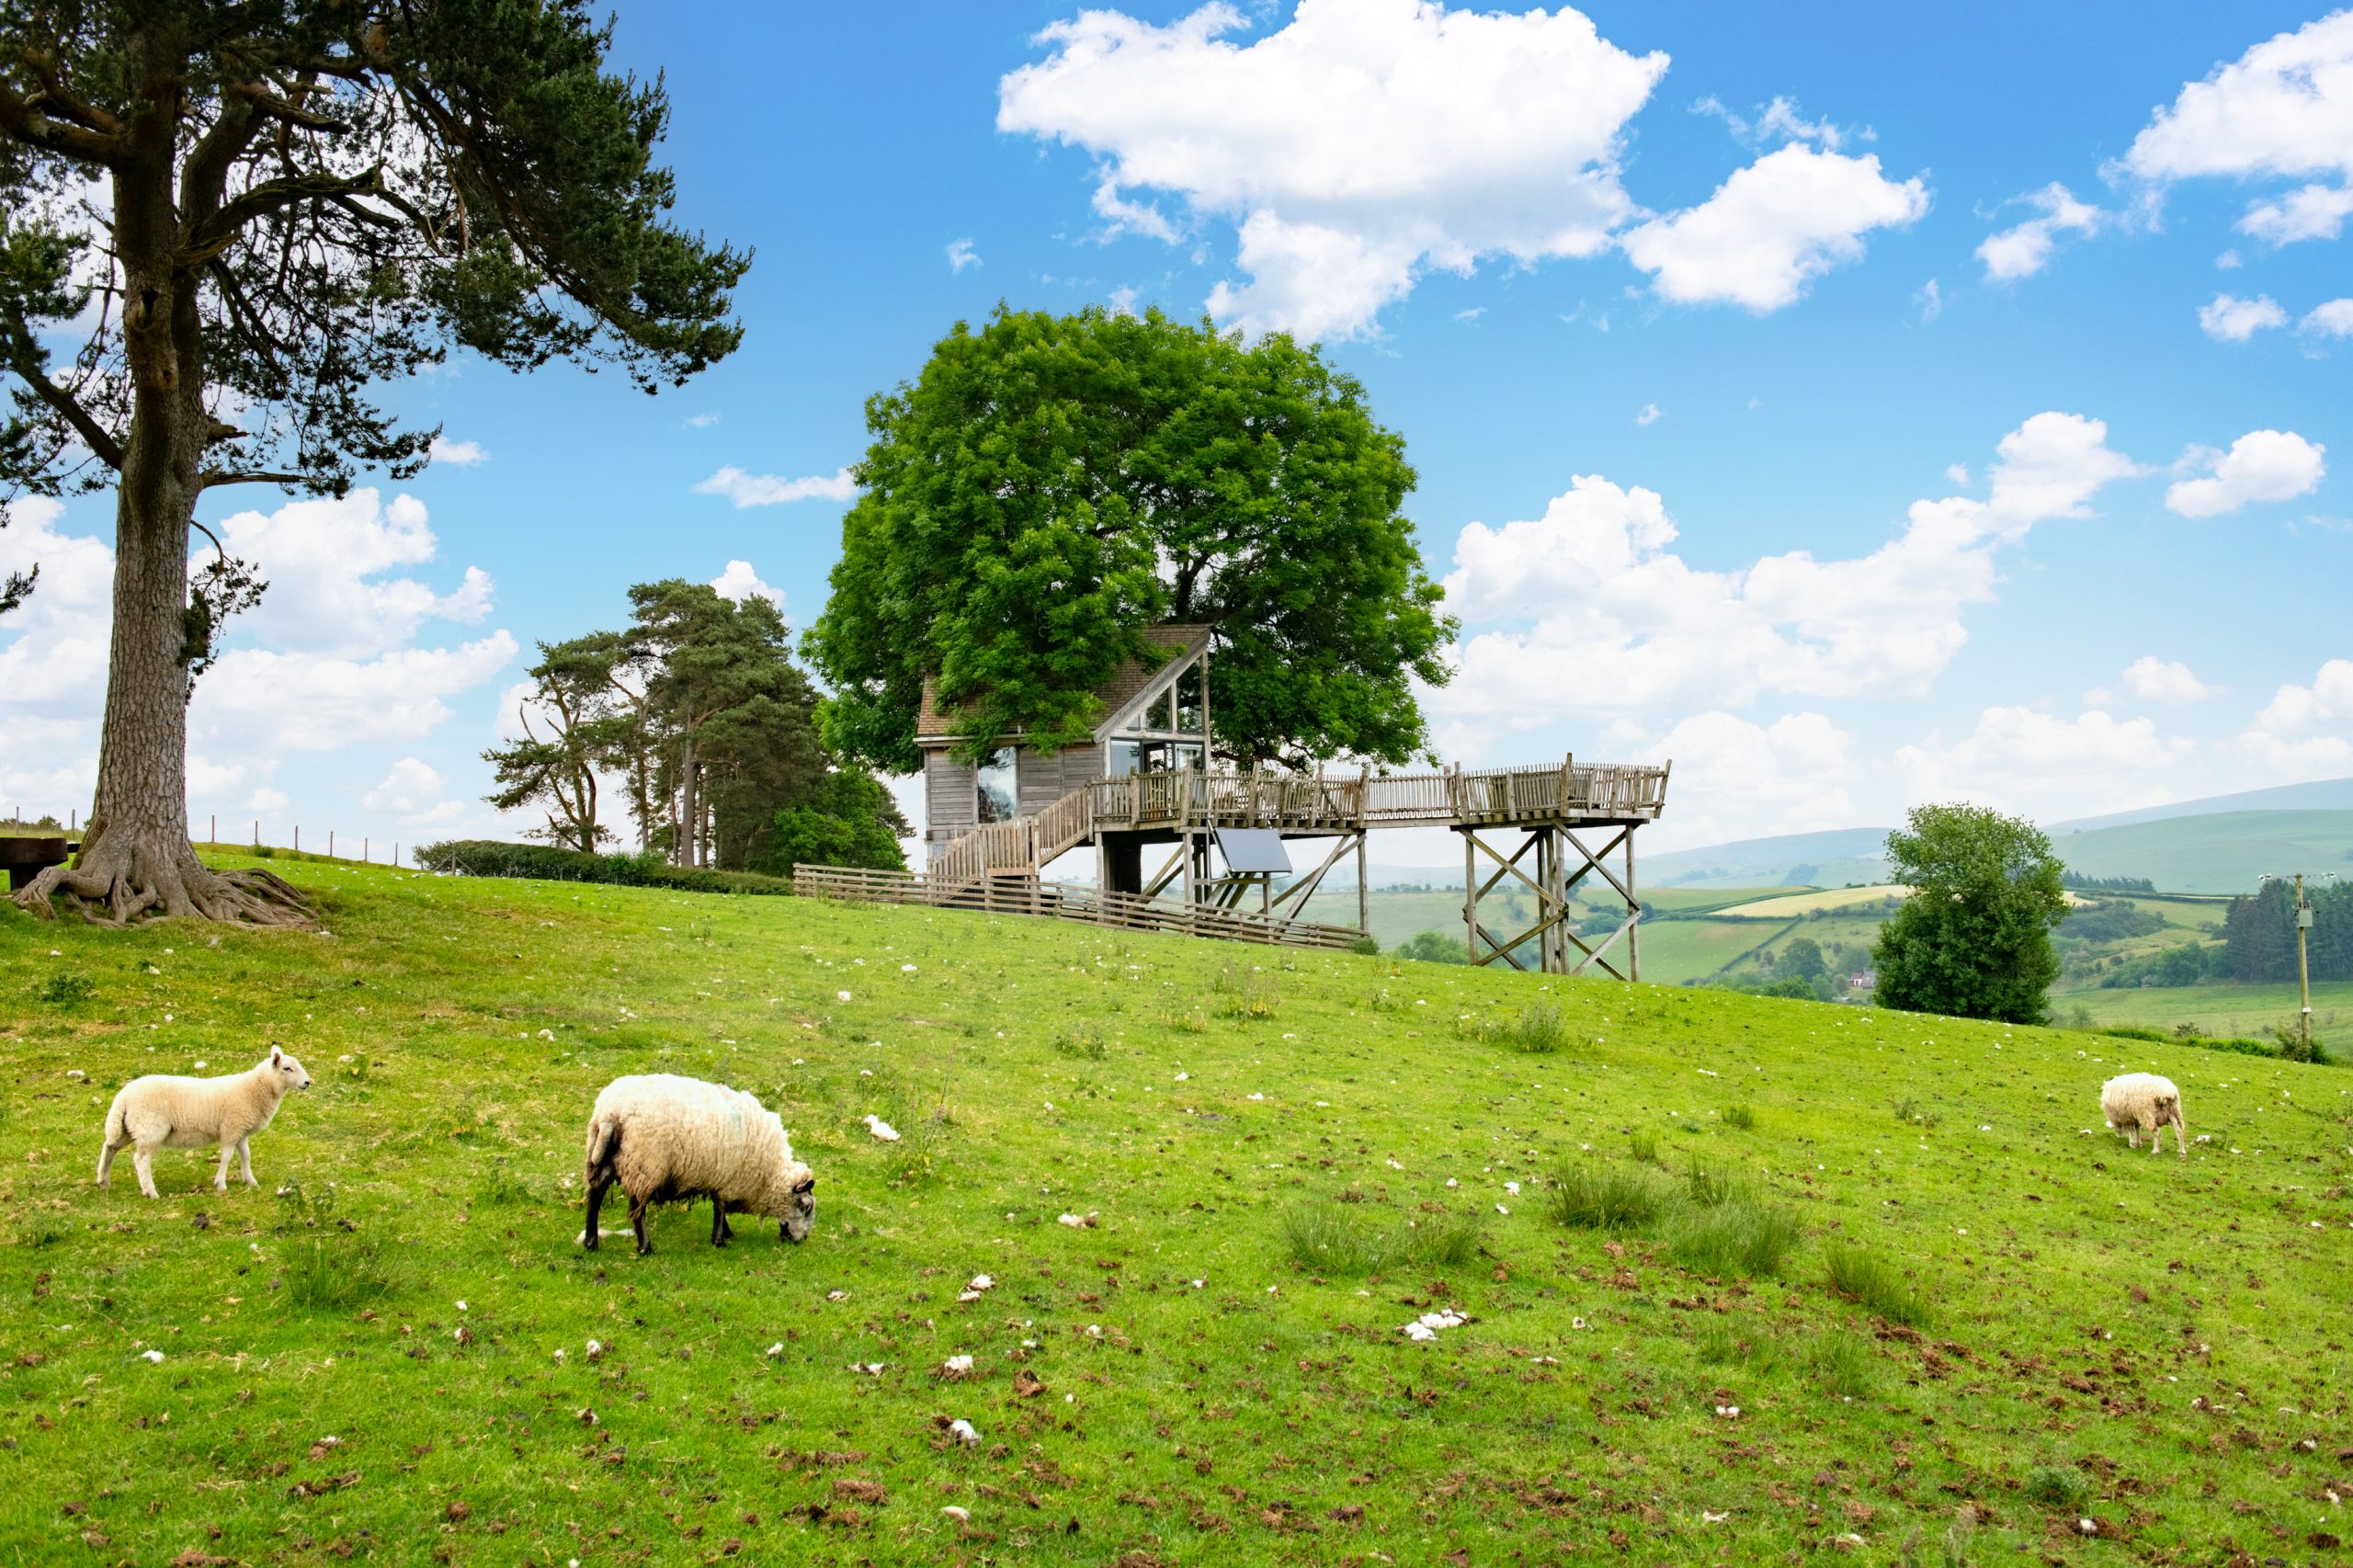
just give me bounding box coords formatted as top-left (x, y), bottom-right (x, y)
top-left (794, 863), bottom-right (1362, 951)
top-left (1081, 758), bottom-right (1670, 835)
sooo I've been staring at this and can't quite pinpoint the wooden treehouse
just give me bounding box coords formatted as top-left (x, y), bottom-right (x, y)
top-left (796, 627), bottom-right (1671, 975)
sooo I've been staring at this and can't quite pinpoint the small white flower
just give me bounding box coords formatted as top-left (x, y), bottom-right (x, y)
top-left (1445, 1177), bottom-right (1458, 1188)
top-left (1084, 1324), bottom-right (1103, 1337)
top-left (766, 1342), bottom-right (785, 1357)
top-left (456, 1300), bottom-right (469, 1312)
top-left (1190, 1279), bottom-right (1205, 1290)
top-left (585, 1340), bottom-right (603, 1358)
top-left (1495, 1204), bottom-right (1510, 1216)
top-left (1174, 1072), bottom-right (1189, 1082)
top-left (942, 1354), bottom-right (975, 1375)
top-left (1504, 1181), bottom-right (1520, 1195)
top-left (141, 1349), bottom-right (165, 1363)
top-left (836, 989), bottom-right (853, 1002)
top-left (552, 1348), bottom-right (566, 1362)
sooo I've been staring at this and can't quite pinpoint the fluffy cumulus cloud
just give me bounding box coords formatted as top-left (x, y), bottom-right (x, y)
top-left (1895, 707), bottom-right (2196, 820)
top-left (2123, 12), bottom-right (2353, 248)
top-left (947, 238), bottom-right (982, 272)
top-left (2240, 658), bottom-right (2353, 779)
top-left (2199, 291), bottom-right (2289, 341)
top-left (0, 489), bottom-right (515, 810)
top-left (361, 756), bottom-right (464, 827)
top-left (427, 435), bottom-right (488, 467)
top-left (1614, 144), bottom-right (1928, 312)
top-left (1435, 412), bottom-right (2140, 724)
top-left (693, 466), bottom-right (858, 506)
top-left (1640, 710), bottom-right (1861, 847)
top-left (2165, 428), bottom-right (2326, 517)
top-left (1975, 182), bottom-right (2103, 279)
top-left (2302, 297), bottom-right (2353, 338)
top-left (710, 559), bottom-right (783, 611)
top-left (2120, 655), bottom-right (2220, 705)
top-left (1000, 1), bottom-right (1921, 336)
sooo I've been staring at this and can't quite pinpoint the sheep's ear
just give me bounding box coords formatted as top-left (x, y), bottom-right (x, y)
top-left (792, 1174), bottom-right (815, 1195)
top-left (270, 1046), bottom-right (284, 1065)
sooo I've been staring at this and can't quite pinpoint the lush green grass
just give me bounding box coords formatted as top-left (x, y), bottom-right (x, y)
top-left (5, 856), bottom-right (2352, 1564)
top-left (2052, 978), bottom-right (2353, 1054)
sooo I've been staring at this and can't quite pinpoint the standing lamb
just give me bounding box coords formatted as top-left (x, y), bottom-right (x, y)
top-left (2100, 1072), bottom-right (2187, 1157)
top-left (582, 1074), bottom-right (816, 1256)
top-left (97, 1047), bottom-right (313, 1198)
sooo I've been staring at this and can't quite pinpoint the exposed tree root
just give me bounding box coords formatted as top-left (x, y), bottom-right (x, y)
top-left (12, 831), bottom-right (313, 927)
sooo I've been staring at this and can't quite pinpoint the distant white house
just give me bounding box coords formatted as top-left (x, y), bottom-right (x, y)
top-left (1847, 971), bottom-right (1877, 992)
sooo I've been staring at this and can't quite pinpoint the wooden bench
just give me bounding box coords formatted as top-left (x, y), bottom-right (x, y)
top-left (1, 835), bottom-right (78, 892)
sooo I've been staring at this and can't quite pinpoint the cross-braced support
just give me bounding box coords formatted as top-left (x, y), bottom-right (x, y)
top-left (1459, 823), bottom-right (1643, 979)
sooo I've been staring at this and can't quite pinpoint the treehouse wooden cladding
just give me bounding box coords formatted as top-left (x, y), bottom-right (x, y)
top-left (803, 755), bottom-right (1671, 975)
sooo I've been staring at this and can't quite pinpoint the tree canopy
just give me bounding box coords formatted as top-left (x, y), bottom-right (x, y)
top-left (2, 0), bottom-right (745, 923)
top-left (1871, 804), bottom-right (2068, 1024)
top-left (806, 305), bottom-right (1456, 773)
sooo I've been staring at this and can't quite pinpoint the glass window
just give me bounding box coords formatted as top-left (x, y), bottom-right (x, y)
top-left (1139, 740), bottom-right (1171, 773)
top-left (1176, 664), bottom-right (1204, 733)
top-left (1108, 740), bottom-right (1141, 776)
top-left (1171, 742), bottom-right (1205, 772)
top-left (975, 746), bottom-right (1017, 824)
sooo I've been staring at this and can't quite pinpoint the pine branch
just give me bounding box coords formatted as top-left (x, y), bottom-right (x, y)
top-left (0, 304), bottom-right (125, 471)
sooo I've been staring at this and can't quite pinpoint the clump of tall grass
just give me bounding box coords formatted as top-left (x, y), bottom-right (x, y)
top-left (1627, 1130), bottom-right (1661, 1164)
top-left (1051, 1023), bottom-right (1108, 1061)
top-left (476, 1160), bottom-right (532, 1206)
top-left (1279, 1201), bottom-right (1482, 1276)
top-left (1802, 1330), bottom-right (1881, 1399)
top-left (1211, 966), bottom-right (1278, 1019)
top-left (2022, 1463), bottom-right (2090, 1509)
top-left (1456, 1002), bottom-right (1569, 1053)
top-left (1822, 1241), bottom-right (1929, 1325)
top-left (1549, 1162), bottom-right (1676, 1230)
top-left (284, 1237), bottom-right (407, 1312)
top-left (1667, 1194), bottom-right (1802, 1278)
top-left (1722, 1104), bottom-right (1756, 1131)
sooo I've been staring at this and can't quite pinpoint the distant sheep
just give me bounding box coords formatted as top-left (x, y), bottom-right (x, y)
top-left (582, 1074), bottom-right (815, 1256)
top-left (2100, 1073), bottom-right (2187, 1157)
top-left (97, 1048), bottom-right (313, 1198)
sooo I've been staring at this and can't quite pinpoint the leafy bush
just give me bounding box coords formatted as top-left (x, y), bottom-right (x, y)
top-left (416, 840), bottom-right (796, 896)
top-left (37, 971), bottom-right (95, 1006)
top-left (747, 768), bottom-right (908, 876)
top-left (1822, 1242), bottom-right (1928, 1325)
top-left (1279, 1201), bottom-right (1483, 1276)
top-left (1392, 929), bottom-right (1469, 964)
top-left (1548, 1163), bottom-right (1675, 1230)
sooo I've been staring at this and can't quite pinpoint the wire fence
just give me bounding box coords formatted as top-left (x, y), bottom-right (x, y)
top-left (1, 806), bottom-right (404, 869)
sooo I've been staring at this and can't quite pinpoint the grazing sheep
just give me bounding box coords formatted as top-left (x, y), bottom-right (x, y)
top-left (2100, 1073), bottom-right (2187, 1157)
top-left (97, 1048), bottom-right (313, 1199)
top-left (582, 1074), bottom-right (816, 1256)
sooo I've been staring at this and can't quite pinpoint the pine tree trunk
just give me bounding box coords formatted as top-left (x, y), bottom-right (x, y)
top-left (11, 101), bottom-right (305, 926)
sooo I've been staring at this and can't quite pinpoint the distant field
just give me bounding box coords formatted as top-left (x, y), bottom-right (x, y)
top-left (1298, 885), bottom-right (1805, 951)
top-left (1717, 885), bottom-right (1910, 917)
top-left (2052, 808), bottom-right (2353, 894)
top-left (2052, 979), bottom-right (2353, 1051)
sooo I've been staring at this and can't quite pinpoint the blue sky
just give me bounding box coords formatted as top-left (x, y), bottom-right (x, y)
top-left (3, 0), bottom-right (2348, 860)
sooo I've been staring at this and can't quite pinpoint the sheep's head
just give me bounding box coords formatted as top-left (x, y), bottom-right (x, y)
top-left (266, 1046), bottom-right (313, 1092)
top-left (768, 1160), bottom-right (817, 1243)
top-left (2154, 1092), bottom-right (2179, 1122)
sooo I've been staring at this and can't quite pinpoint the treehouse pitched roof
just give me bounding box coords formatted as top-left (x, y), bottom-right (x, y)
top-left (915, 623), bottom-right (1212, 745)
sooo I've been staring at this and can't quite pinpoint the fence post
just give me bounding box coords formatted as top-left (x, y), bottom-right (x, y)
top-left (329, 830), bottom-right (335, 859)
top-left (210, 813), bottom-right (216, 845)
top-left (294, 825), bottom-right (300, 855)
top-left (363, 837), bottom-right (369, 864)
top-left (252, 821), bottom-right (259, 849)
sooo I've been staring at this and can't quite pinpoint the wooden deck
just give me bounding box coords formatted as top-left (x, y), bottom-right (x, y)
top-left (792, 863), bottom-right (1363, 951)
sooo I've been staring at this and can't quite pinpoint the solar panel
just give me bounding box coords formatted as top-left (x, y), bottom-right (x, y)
top-left (1216, 827), bottom-right (1292, 875)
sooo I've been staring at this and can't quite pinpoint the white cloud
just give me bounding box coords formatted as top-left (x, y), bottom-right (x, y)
top-left (363, 756), bottom-right (449, 814)
top-left (2301, 297), bottom-right (2353, 337)
top-left (1635, 402), bottom-right (1662, 426)
top-left (2122, 13), bottom-right (2353, 187)
top-left (0, 496), bottom-right (116, 713)
top-left (710, 559), bottom-right (783, 611)
top-left (2240, 658), bottom-right (2353, 780)
top-left (245, 787), bottom-right (290, 813)
top-left (2216, 248), bottom-right (2243, 268)
top-left (1454, 306), bottom-right (1485, 322)
top-left (693, 466), bottom-right (858, 506)
top-left (2165, 429), bottom-right (2325, 517)
top-left (201, 490), bottom-right (495, 660)
top-left (1694, 94), bottom-right (1852, 153)
top-left (1643, 710), bottom-right (1861, 847)
top-left (194, 633), bottom-right (519, 753)
top-left (1915, 278), bottom-right (1942, 321)
top-left (998, 0), bottom-right (1670, 339)
top-left (427, 435), bottom-right (488, 467)
top-left (1943, 462), bottom-right (1971, 487)
top-left (685, 412), bottom-right (722, 428)
top-left (1975, 182), bottom-right (2103, 279)
top-left (947, 237), bottom-right (982, 271)
top-left (2238, 182), bottom-right (2353, 244)
top-left (1619, 144), bottom-right (1928, 312)
top-left (1896, 707), bottom-right (2196, 821)
top-left (1436, 412), bottom-right (2139, 723)
top-left (2198, 291), bottom-right (2288, 341)
top-left (2120, 655), bottom-right (2220, 704)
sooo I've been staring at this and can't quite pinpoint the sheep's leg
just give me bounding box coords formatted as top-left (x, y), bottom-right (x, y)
top-left (97, 1138), bottom-right (124, 1187)
top-left (630, 1196), bottom-right (653, 1256)
top-left (238, 1139), bottom-right (257, 1187)
top-left (583, 1176), bottom-right (613, 1250)
top-left (132, 1145), bottom-right (160, 1199)
top-left (710, 1198), bottom-right (730, 1248)
top-left (2146, 1118), bottom-right (2162, 1156)
top-left (2173, 1112), bottom-right (2188, 1157)
top-left (2125, 1125), bottom-right (2138, 1148)
top-left (213, 1140), bottom-right (236, 1191)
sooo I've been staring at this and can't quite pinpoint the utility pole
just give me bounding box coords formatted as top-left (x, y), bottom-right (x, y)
top-left (2260, 871), bottom-right (2335, 1059)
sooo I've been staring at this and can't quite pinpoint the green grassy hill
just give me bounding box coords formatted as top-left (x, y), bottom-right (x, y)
top-left (2050, 809), bottom-right (2353, 894)
top-left (5, 860), bottom-right (2350, 1564)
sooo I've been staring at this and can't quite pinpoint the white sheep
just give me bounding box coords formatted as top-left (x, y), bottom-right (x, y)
top-left (97, 1047), bottom-right (313, 1199)
top-left (582, 1074), bottom-right (816, 1256)
top-left (2100, 1072), bottom-right (2187, 1157)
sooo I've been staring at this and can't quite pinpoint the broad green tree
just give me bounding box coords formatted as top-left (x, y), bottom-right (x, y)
top-left (1872, 804), bottom-right (2068, 1024)
top-left (482, 641), bottom-right (634, 855)
top-left (2, 2), bottom-right (746, 923)
top-left (750, 768), bottom-right (908, 878)
top-left (807, 305), bottom-right (1456, 772)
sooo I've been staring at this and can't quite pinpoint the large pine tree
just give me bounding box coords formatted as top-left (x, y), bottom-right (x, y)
top-left (2, 1), bottom-right (745, 923)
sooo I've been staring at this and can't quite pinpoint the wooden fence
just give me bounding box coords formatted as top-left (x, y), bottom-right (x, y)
top-left (793, 863), bottom-right (1363, 951)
